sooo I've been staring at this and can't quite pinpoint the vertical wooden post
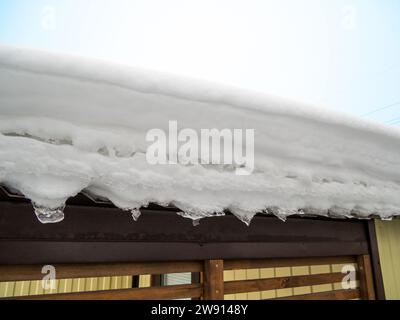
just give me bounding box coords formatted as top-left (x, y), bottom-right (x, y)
top-left (367, 220), bottom-right (386, 300)
top-left (203, 260), bottom-right (224, 300)
top-left (150, 275), bottom-right (162, 287)
top-left (357, 255), bottom-right (376, 300)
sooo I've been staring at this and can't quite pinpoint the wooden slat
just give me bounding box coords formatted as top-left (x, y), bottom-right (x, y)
top-left (0, 261), bottom-right (203, 282)
top-left (357, 255), bottom-right (376, 300)
top-left (8, 284), bottom-right (202, 300)
top-left (224, 256), bottom-right (356, 271)
top-left (225, 272), bottom-right (349, 294)
top-left (272, 289), bottom-right (361, 300)
top-left (203, 260), bottom-right (224, 300)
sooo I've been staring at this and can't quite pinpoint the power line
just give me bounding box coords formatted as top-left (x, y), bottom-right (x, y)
top-left (362, 101), bottom-right (400, 117)
top-left (386, 116), bottom-right (400, 124)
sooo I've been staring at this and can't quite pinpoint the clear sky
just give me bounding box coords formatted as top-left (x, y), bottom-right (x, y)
top-left (0, 0), bottom-right (399, 124)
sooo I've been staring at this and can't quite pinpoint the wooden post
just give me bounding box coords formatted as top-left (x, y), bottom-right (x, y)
top-left (367, 220), bottom-right (386, 300)
top-left (203, 260), bottom-right (224, 300)
top-left (357, 255), bottom-right (376, 300)
top-left (150, 275), bottom-right (162, 287)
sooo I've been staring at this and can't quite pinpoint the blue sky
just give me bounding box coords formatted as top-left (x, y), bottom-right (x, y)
top-left (0, 0), bottom-right (399, 124)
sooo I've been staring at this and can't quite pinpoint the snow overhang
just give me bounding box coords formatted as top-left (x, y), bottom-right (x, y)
top-left (0, 45), bottom-right (399, 224)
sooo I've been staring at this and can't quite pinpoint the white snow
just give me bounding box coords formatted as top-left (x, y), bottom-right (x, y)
top-left (0, 45), bottom-right (400, 223)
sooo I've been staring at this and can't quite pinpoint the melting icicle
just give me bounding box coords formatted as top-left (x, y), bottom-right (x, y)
top-left (33, 202), bottom-right (65, 224)
top-left (178, 211), bottom-right (207, 220)
top-left (236, 214), bottom-right (254, 227)
top-left (267, 208), bottom-right (287, 222)
top-left (275, 214), bottom-right (287, 223)
top-left (131, 209), bottom-right (142, 222)
top-left (268, 207), bottom-right (301, 222)
top-left (230, 209), bottom-right (255, 226)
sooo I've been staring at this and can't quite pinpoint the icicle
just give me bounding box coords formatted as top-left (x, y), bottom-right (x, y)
top-left (230, 209), bottom-right (255, 227)
top-left (33, 202), bottom-right (65, 224)
top-left (131, 209), bottom-right (142, 222)
top-left (275, 213), bottom-right (287, 223)
top-left (267, 207), bottom-right (289, 222)
top-left (192, 219), bottom-right (201, 227)
top-left (270, 207), bottom-right (302, 222)
top-left (236, 214), bottom-right (254, 227)
top-left (177, 211), bottom-right (206, 220)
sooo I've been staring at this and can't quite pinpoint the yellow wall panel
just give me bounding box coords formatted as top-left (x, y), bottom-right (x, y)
top-left (85, 278), bottom-right (98, 292)
top-left (0, 276), bottom-right (133, 298)
top-left (260, 268), bottom-right (275, 279)
top-left (29, 280), bottom-right (45, 296)
top-left (14, 281), bottom-right (31, 297)
top-left (375, 219), bottom-right (400, 300)
top-left (139, 275), bottom-right (151, 288)
top-left (0, 282), bottom-right (15, 298)
top-left (72, 278), bottom-right (85, 293)
top-left (58, 279), bottom-right (73, 294)
top-left (98, 277), bottom-right (112, 291)
top-left (110, 276), bottom-right (121, 290)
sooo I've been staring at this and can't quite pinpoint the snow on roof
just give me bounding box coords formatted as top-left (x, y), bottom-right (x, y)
top-left (0, 45), bottom-right (399, 224)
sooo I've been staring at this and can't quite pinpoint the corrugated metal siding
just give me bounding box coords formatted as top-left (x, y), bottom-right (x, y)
top-left (0, 276), bottom-right (133, 298)
top-left (139, 275), bottom-right (151, 288)
top-left (163, 273), bottom-right (192, 286)
top-left (375, 219), bottom-right (400, 300)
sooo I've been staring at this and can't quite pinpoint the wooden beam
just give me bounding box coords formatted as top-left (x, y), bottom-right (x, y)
top-left (203, 260), bottom-right (224, 300)
top-left (272, 289), bottom-right (361, 300)
top-left (0, 261), bottom-right (203, 282)
top-left (224, 256), bottom-right (356, 271)
top-left (357, 255), bottom-right (376, 300)
top-left (0, 201), bottom-right (370, 265)
top-left (8, 284), bottom-right (203, 300)
top-left (225, 272), bottom-right (348, 294)
top-left (0, 241), bottom-right (369, 265)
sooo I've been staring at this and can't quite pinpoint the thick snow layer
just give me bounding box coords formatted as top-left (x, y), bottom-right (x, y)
top-left (0, 45), bottom-right (400, 223)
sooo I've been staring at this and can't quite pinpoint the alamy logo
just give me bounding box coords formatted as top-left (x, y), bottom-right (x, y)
top-left (342, 6), bottom-right (357, 31)
top-left (341, 265), bottom-right (357, 290)
top-left (41, 265), bottom-right (56, 290)
top-left (146, 121), bottom-right (255, 175)
top-left (41, 6), bottom-right (57, 30)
